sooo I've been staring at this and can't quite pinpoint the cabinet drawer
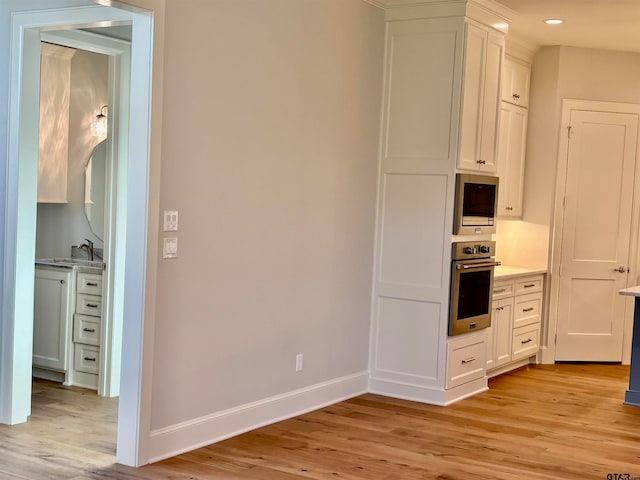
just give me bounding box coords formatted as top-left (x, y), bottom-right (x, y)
top-left (77, 272), bottom-right (102, 296)
top-left (515, 275), bottom-right (543, 295)
top-left (74, 344), bottom-right (100, 375)
top-left (513, 293), bottom-right (541, 328)
top-left (512, 324), bottom-right (540, 361)
top-left (73, 314), bottom-right (100, 346)
top-left (76, 294), bottom-right (102, 317)
top-left (447, 335), bottom-right (487, 389)
top-left (492, 280), bottom-right (514, 300)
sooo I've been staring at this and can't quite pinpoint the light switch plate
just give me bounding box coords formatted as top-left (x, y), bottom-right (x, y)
top-left (163, 210), bottom-right (178, 232)
top-left (163, 237), bottom-right (178, 259)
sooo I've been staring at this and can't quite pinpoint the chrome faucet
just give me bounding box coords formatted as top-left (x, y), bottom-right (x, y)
top-left (78, 239), bottom-right (94, 261)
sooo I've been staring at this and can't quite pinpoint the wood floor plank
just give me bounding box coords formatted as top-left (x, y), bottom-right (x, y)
top-left (1, 365), bottom-right (640, 479)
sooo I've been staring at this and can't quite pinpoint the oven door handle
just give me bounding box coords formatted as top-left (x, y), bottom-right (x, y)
top-left (456, 261), bottom-right (501, 270)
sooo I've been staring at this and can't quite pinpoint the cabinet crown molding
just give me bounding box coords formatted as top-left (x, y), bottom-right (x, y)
top-left (378, 0), bottom-right (514, 31)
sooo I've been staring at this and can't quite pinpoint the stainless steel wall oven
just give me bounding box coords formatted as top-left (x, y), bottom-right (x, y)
top-left (449, 241), bottom-right (500, 336)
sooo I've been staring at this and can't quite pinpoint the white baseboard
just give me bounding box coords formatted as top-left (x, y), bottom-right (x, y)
top-left (368, 376), bottom-right (487, 406)
top-left (148, 371), bottom-right (368, 463)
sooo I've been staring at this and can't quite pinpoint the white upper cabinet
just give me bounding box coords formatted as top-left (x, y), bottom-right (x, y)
top-left (38, 43), bottom-right (75, 203)
top-left (501, 56), bottom-right (531, 107)
top-left (458, 22), bottom-right (505, 173)
top-left (497, 102), bottom-right (527, 217)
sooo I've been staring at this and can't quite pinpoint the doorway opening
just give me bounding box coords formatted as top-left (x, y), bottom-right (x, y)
top-left (1, 2), bottom-right (159, 466)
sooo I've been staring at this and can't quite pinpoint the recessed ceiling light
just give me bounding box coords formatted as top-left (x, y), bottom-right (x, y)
top-left (544, 19), bottom-right (564, 25)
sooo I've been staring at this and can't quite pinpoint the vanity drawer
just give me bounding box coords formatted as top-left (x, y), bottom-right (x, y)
top-left (513, 293), bottom-right (541, 328)
top-left (76, 294), bottom-right (102, 317)
top-left (74, 344), bottom-right (100, 375)
top-left (77, 272), bottom-right (102, 296)
top-left (492, 280), bottom-right (514, 300)
top-left (512, 324), bottom-right (540, 361)
top-left (447, 335), bottom-right (487, 389)
top-left (515, 275), bottom-right (543, 295)
top-left (73, 314), bottom-right (100, 346)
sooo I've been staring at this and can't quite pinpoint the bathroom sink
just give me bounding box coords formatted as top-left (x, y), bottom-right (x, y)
top-left (36, 258), bottom-right (104, 269)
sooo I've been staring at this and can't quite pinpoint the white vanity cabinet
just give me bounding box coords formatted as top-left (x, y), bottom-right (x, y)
top-left (33, 261), bottom-right (105, 391)
top-left (33, 266), bottom-right (73, 373)
top-left (457, 22), bottom-right (505, 173)
top-left (70, 271), bottom-right (103, 389)
top-left (487, 273), bottom-right (543, 377)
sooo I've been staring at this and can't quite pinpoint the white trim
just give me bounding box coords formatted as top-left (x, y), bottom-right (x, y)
top-left (1, 1), bottom-right (159, 467)
top-left (148, 372), bottom-right (369, 463)
top-left (39, 28), bottom-right (131, 400)
top-left (505, 35), bottom-right (538, 63)
top-left (362, 0), bottom-right (386, 9)
top-left (369, 376), bottom-right (488, 405)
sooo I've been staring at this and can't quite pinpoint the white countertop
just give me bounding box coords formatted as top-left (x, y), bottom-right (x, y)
top-left (619, 286), bottom-right (640, 297)
top-left (494, 265), bottom-right (547, 280)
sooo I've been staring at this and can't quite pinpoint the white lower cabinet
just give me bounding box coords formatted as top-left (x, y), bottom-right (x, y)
top-left (33, 267), bottom-right (73, 373)
top-left (487, 274), bottom-right (544, 376)
top-left (70, 271), bottom-right (103, 390)
top-left (492, 296), bottom-right (514, 369)
top-left (33, 264), bottom-right (103, 390)
top-left (447, 333), bottom-right (487, 389)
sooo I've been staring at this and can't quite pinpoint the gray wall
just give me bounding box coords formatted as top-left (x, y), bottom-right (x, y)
top-left (150, 0), bottom-right (384, 429)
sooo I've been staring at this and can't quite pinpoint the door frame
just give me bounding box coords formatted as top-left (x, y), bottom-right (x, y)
top-left (547, 99), bottom-right (640, 365)
top-left (0, 1), bottom-right (164, 466)
top-left (40, 27), bottom-right (130, 399)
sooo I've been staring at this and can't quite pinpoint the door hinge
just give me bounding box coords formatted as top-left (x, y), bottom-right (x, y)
top-left (555, 333), bottom-right (557, 345)
top-left (567, 125), bottom-right (573, 138)
top-left (559, 264), bottom-right (563, 277)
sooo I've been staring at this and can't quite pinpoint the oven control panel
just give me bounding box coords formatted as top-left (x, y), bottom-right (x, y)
top-left (452, 241), bottom-right (496, 260)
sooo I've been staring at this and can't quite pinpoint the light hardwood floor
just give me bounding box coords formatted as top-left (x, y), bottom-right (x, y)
top-left (1, 364), bottom-right (639, 479)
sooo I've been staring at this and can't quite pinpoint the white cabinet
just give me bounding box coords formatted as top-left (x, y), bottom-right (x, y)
top-left (458, 23), bottom-right (504, 173)
top-left (38, 43), bottom-right (75, 203)
top-left (447, 333), bottom-right (487, 389)
top-left (497, 102), bottom-right (527, 217)
top-left (501, 56), bottom-right (530, 107)
top-left (33, 267), bottom-right (73, 372)
top-left (70, 271), bottom-right (103, 390)
top-left (491, 296), bottom-right (514, 369)
top-left (370, 3), bottom-right (510, 405)
top-left (487, 274), bottom-right (543, 377)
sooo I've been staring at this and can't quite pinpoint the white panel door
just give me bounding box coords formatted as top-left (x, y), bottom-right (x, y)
top-left (556, 109), bottom-right (639, 361)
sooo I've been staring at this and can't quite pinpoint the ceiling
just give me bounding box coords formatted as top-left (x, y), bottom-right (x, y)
top-left (497, 0), bottom-right (640, 53)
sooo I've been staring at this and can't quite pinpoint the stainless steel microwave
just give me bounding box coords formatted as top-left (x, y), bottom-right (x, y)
top-left (453, 173), bottom-right (499, 235)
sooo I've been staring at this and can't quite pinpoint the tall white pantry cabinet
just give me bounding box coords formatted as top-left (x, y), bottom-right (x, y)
top-left (368, 0), bottom-right (511, 405)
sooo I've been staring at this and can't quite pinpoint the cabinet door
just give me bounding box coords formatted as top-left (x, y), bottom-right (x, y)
top-left (501, 57), bottom-right (530, 107)
top-left (478, 31), bottom-right (504, 173)
top-left (458, 24), bottom-right (504, 172)
top-left (497, 102), bottom-right (527, 217)
top-left (33, 268), bottom-right (72, 371)
top-left (493, 297), bottom-right (514, 368)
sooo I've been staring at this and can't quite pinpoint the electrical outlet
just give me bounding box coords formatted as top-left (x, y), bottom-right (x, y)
top-left (295, 354), bottom-right (303, 372)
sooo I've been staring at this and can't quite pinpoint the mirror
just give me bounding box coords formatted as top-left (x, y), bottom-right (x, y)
top-left (84, 140), bottom-right (107, 241)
